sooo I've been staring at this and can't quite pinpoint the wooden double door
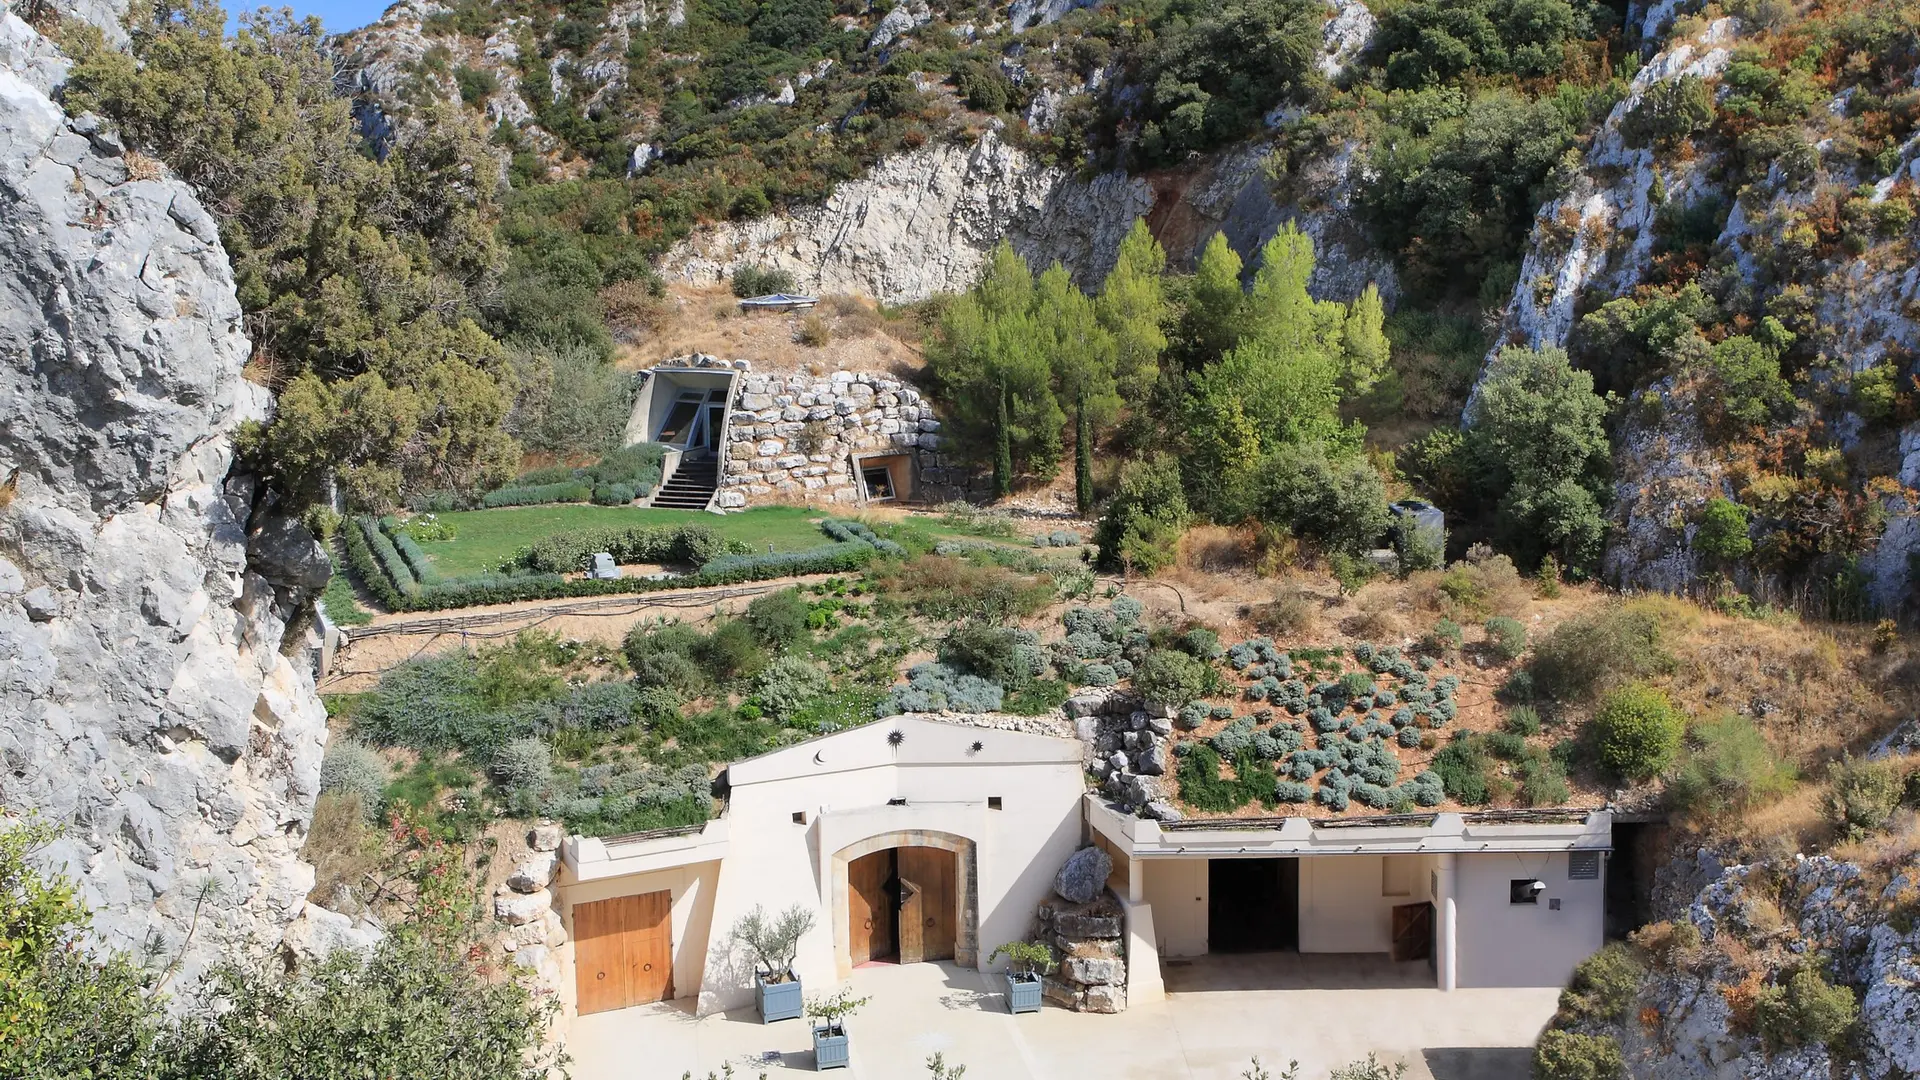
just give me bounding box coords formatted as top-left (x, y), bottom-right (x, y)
top-left (574, 891), bottom-right (673, 1015)
top-left (848, 847), bottom-right (955, 965)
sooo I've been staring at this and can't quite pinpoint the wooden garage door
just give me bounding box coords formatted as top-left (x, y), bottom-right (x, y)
top-left (574, 891), bottom-right (673, 1015)
top-left (898, 846), bottom-right (955, 964)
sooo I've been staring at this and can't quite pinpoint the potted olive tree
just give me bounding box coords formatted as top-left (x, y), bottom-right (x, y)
top-left (804, 986), bottom-right (869, 1070)
top-left (988, 940), bottom-right (1054, 1014)
top-left (731, 903), bottom-right (816, 1023)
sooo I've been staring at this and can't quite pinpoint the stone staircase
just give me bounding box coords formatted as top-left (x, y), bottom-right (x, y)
top-left (649, 457), bottom-right (719, 510)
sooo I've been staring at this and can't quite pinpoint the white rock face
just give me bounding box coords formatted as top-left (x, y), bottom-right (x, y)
top-left (0, 17), bottom-right (329, 992)
top-left (1575, 856), bottom-right (1920, 1080)
top-left (666, 130), bottom-right (1152, 302)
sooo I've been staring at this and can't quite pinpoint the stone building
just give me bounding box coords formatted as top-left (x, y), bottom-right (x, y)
top-left (623, 354), bottom-right (971, 511)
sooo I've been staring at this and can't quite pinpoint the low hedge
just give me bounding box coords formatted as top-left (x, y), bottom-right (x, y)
top-left (822, 518), bottom-right (907, 556)
top-left (518, 523), bottom-right (728, 574)
top-left (482, 481), bottom-right (592, 508)
top-left (380, 517), bottom-right (443, 584)
top-left (349, 518), bottom-right (886, 613)
top-left (343, 517), bottom-right (407, 611)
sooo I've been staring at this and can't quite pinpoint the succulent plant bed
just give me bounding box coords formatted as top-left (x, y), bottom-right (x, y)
top-left (1165, 639), bottom-right (1589, 819)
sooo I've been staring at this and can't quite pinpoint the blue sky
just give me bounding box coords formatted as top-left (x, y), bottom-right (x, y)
top-left (242, 0), bottom-right (390, 32)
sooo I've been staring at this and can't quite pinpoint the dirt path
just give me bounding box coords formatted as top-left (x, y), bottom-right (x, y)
top-left (320, 577), bottom-right (833, 694)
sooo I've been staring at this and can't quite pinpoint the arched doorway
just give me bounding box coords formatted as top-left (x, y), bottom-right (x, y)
top-left (830, 830), bottom-right (978, 978)
top-left (847, 846), bottom-right (956, 965)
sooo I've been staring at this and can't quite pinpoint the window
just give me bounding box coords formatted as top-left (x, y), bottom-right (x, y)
top-left (656, 393), bottom-right (702, 444)
top-left (988, 796), bottom-right (1003, 810)
top-left (887, 797), bottom-right (907, 806)
top-left (862, 465), bottom-right (894, 501)
top-left (1568, 852), bottom-right (1601, 880)
top-left (792, 811), bottom-right (807, 825)
top-left (1510, 879), bottom-right (1544, 905)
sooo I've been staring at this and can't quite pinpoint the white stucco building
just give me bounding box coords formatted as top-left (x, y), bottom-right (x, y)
top-left (553, 716), bottom-right (1613, 1021)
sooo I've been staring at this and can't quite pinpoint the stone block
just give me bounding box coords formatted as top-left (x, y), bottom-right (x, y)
top-left (1041, 977), bottom-right (1084, 1009)
top-left (1054, 847), bottom-right (1114, 904)
top-left (742, 393), bottom-right (773, 410)
top-left (506, 851), bottom-right (559, 894)
top-left (716, 490), bottom-right (747, 508)
top-left (1085, 984), bottom-right (1126, 1013)
top-left (756, 439), bottom-right (783, 457)
top-left (1054, 913), bottom-right (1122, 939)
top-left (803, 477), bottom-right (826, 490)
top-left (494, 889), bottom-right (553, 926)
top-left (775, 454), bottom-right (807, 469)
top-left (1065, 956), bottom-right (1125, 985)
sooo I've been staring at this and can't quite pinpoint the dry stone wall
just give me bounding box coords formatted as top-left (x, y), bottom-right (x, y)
top-left (651, 354), bottom-right (963, 508)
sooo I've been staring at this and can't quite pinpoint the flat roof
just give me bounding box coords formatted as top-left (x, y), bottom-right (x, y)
top-left (1087, 795), bottom-right (1612, 858)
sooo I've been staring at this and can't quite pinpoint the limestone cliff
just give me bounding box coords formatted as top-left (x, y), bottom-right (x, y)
top-left (1555, 852), bottom-right (1920, 1080)
top-left (0, 10), bottom-right (331, 991)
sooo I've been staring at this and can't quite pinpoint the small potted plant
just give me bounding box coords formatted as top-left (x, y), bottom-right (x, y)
top-left (988, 940), bottom-right (1055, 1014)
top-left (804, 986), bottom-right (870, 1070)
top-left (731, 903), bottom-right (816, 1023)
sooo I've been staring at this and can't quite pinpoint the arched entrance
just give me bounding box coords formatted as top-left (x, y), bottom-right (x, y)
top-left (830, 831), bottom-right (978, 979)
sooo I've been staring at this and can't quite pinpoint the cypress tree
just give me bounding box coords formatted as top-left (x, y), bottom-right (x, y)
top-left (1075, 391), bottom-right (1093, 517)
top-left (993, 383), bottom-right (1013, 497)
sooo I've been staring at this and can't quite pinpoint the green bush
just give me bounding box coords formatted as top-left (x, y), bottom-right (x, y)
top-left (731, 265), bottom-right (797, 297)
top-left (354, 654), bottom-right (489, 750)
top-left (1594, 682), bottom-right (1684, 781)
top-left (738, 588), bottom-right (808, 650)
top-left (1432, 735), bottom-right (1492, 805)
top-left (939, 623), bottom-right (1037, 688)
top-left (1667, 712), bottom-right (1795, 819)
top-left (693, 620), bottom-right (766, 684)
top-left (1532, 1031), bottom-right (1624, 1080)
top-left (1423, 618), bottom-right (1464, 657)
top-left (481, 481), bottom-right (593, 508)
top-left (753, 656), bottom-right (830, 720)
top-left (1531, 604), bottom-right (1672, 702)
top-left (1176, 745), bottom-right (1275, 812)
top-left (490, 737), bottom-right (553, 793)
top-left (1135, 649), bottom-right (1213, 707)
top-left (1555, 943), bottom-right (1643, 1026)
top-left (1095, 455), bottom-right (1190, 575)
top-left (318, 740), bottom-right (390, 820)
top-left (1692, 497), bottom-right (1754, 561)
top-left (1520, 754), bottom-right (1571, 806)
top-left (1505, 706), bottom-right (1543, 736)
top-left (1825, 756), bottom-right (1906, 836)
top-left (1484, 616), bottom-right (1528, 661)
top-left (1754, 968), bottom-right (1858, 1050)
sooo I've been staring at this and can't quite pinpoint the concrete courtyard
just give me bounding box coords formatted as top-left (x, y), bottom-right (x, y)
top-left (568, 956), bottom-right (1557, 1080)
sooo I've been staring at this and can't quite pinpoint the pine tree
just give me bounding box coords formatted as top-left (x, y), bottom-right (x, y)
top-left (1097, 219), bottom-right (1170, 400)
top-left (994, 383), bottom-right (1014, 497)
top-left (1075, 391), bottom-right (1094, 517)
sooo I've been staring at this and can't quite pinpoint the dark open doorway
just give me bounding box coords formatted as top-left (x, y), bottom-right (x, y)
top-left (1208, 858), bottom-right (1299, 952)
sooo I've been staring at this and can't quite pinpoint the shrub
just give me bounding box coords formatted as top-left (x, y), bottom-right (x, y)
top-left (1095, 455), bottom-right (1190, 575)
top-left (743, 587), bottom-right (811, 649)
top-left (1083, 662), bottom-right (1119, 687)
top-left (1824, 756), bottom-right (1906, 836)
top-left (1177, 628), bottom-right (1225, 661)
top-left (1422, 619), bottom-right (1464, 657)
top-left (354, 653), bottom-right (488, 750)
top-left (1505, 706), bottom-right (1543, 736)
top-left (753, 656), bottom-right (830, 720)
top-left (1667, 712), bottom-right (1795, 819)
top-left (796, 314), bottom-right (831, 347)
top-left (1594, 682), bottom-right (1684, 781)
top-left (1531, 605), bottom-right (1672, 702)
top-left (1484, 616), bottom-right (1528, 661)
top-left (731, 265), bottom-right (797, 297)
top-left (1134, 649), bottom-right (1213, 707)
top-left (939, 623), bottom-right (1037, 687)
top-left (1555, 943), bottom-right (1644, 1026)
top-left (1432, 735), bottom-right (1492, 805)
top-left (694, 620), bottom-right (766, 684)
top-left (1532, 1031), bottom-right (1624, 1080)
top-left (1754, 967), bottom-right (1858, 1050)
top-left (872, 556), bottom-right (1055, 622)
top-left (481, 481), bottom-right (592, 508)
top-left (490, 738), bottom-right (553, 793)
top-left (318, 740), bottom-right (389, 820)
top-left (1692, 497), bottom-right (1754, 561)
top-left (1175, 745), bottom-right (1273, 812)
top-left (877, 662), bottom-right (1004, 716)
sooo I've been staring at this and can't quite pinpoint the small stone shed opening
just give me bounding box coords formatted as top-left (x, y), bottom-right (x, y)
top-left (855, 452), bottom-right (916, 503)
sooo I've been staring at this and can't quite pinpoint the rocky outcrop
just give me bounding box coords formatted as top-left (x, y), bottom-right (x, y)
top-left (0, 13), bottom-right (329, 992)
top-left (1563, 854), bottom-right (1920, 1080)
top-left (666, 130), bottom-right (1152, 303)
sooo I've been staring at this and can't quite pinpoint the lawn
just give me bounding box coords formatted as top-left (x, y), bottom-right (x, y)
top-left (419, 505), bottom-right (837, 577)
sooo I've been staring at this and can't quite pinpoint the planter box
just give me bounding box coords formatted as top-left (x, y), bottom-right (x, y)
top-left (1006, 972), bottom-right (1044, 1014)
top-left (755, 970), bottom-right (804, 1023)
top-left (812, 1023), bottom-right (850, 1070)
